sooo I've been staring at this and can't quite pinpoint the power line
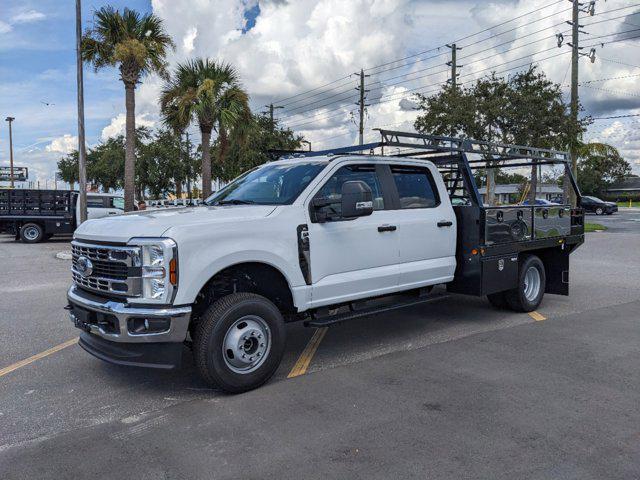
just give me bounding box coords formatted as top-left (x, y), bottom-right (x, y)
top-left (276, 2), bottom-right (639, 115)
top-left (282, 9), bottom-right (640, 128)
top-left (275, 0), bottom-right (569, 110)
top-left (591, 113), bottom-right (640, 120)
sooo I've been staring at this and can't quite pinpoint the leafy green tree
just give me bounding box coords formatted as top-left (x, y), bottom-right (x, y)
top-left (82, 6), bottom-right (174, 211)
top-left (57, 152), bottom-right (79, 188)
top-left (414, 66), bottom-right (585, 204)
top-left (160, 58), bottom-right (251, 198)
top-left (577, 142), bottom-right (631, 196)
top-left (88, 136), bottom-right (126, 192)
top-left (211, 114), bottom-right (304, 182)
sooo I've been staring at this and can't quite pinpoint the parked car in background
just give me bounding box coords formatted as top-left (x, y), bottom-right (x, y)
top-left (523, 198), bottom-right (560, 206)
top-left (0, 190), bottom-right (124, 243)
top-left (580, 195), bottom-right (618, 215)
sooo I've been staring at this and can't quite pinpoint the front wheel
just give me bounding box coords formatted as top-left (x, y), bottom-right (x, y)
top-left (505, 255), bottom-right (546, 312)
top-left (595, 207), bottom-right (603, 215)
top-left (193, 292), bottom-right (286, 393)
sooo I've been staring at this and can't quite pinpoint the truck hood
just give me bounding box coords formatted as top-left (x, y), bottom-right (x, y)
top-left (74, 205), bottom-right (278, 243)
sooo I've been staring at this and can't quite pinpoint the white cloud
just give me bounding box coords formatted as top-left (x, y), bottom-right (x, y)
top-left (0, 20), bottom-right (12, 34)
top-left (92, 0), bottom-right (640, 171)
top-left (11, 9), bottom-right (46, 24)
top-left (101, 113), bottom-right (156, 141)
top-left (45, 134), bottom-right (78, 154)
top-left (182, 27), bottom-right (198, 54)
top-left (588, 116), bottom-right (640, 173)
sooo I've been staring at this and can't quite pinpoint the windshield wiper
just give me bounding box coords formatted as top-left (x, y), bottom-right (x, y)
top-left (214, 199), bottom-right (257, 206)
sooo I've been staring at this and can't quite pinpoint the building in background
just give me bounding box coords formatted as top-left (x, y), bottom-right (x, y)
top-left (478, 183), bottom-right (563, 205)
top-left (603, 177), bottom-right (640, 201)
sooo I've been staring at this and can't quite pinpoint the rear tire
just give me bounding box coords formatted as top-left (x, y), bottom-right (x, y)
top-left (595, 207), bottom-right (603, 215)
top-left (193, 292), bottom-right (286, 393)
top-left (487, 291), bottom-right (508, 309)
top-left (20, 223), bottom-right (44, 243)
top-left (505, 255), bottom-right (546, 312)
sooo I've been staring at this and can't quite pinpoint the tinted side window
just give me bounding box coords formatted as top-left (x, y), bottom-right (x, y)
top-left (87, 197), bottom-right (106, 208)
top-left (391, 166), bottom-right (439, 209)
top-left (314, 164), bottom-right (385, 219)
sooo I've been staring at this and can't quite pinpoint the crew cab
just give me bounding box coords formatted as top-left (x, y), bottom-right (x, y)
top-left (65, 131), bottom-right (585, 393)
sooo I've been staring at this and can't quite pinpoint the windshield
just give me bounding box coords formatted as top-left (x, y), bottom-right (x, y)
top-left (205, 162), bottom-right (327, 206)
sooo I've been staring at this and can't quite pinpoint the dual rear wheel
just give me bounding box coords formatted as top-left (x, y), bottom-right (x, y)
top-left (487, 255), bottom-right (546, 312)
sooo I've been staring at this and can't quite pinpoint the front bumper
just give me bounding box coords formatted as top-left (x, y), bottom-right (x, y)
top-left (67, 285), bottom-right (191, 368)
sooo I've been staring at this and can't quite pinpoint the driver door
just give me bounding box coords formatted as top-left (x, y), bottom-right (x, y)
top-left (306, 163), bottom-right (400, 308)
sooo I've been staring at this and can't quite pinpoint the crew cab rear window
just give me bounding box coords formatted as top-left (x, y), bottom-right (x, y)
top-left (391, 166), bottom-right (439, 209)
top-left (314, 164), bottom-right (385, 216)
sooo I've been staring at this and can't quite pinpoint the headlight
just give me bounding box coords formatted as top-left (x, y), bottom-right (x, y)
top-left (128, 238), bottom-right (177, 304)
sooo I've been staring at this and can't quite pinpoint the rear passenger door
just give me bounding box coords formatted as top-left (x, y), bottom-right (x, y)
top-left (389, 164), bottom-right (457, 289)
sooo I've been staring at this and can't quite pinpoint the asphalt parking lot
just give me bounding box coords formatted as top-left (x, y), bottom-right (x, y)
top-left (1, 209), bottom-right (639, 479)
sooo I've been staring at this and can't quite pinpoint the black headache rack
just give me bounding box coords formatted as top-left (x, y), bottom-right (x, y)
top-left (300, 129), bottom-right (585, 297)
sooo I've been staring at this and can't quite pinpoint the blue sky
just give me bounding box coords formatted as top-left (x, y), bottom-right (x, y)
top-left (1, 0), bottom-right (639, 187)
top-left (1, 1), bottom-right (151, 153)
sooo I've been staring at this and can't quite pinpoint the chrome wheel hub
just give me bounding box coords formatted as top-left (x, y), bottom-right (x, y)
top-left (222, 315), bottom-right (271, 374)
top-left (523, 266), bottom-right (541, 302)
top-left (24, 227), bottom-right (39, 241)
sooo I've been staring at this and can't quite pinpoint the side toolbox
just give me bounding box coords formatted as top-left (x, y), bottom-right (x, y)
top-left (481, 253), bottom-right (519, 296)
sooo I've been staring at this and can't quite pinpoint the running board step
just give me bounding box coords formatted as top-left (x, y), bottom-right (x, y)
top-left (305, 292), bottom-right (450, 328)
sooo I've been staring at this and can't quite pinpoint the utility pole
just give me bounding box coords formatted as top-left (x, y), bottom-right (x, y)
top-left (185, 132), bottom-right (192, 202)
top-left (446, 43), bottom-right (462, 88)
top-left (5, 116), bottom-right (15, 188)
top-left (75, 0), bottom-right (88, 223)
top-left (265, 103), bottom-right (283, 130)
top-left (568, 0), bottom-right (580, 206)
top-left (355, 69), bottom-right (370, 145)
top-left (560, 0), bottom-right (596, 206)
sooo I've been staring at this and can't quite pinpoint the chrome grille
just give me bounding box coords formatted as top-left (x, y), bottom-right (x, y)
top-left (71, 241), bottom-right (141, 297)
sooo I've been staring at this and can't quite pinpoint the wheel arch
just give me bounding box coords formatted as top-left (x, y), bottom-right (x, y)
top-left (190, 261), bottom-right (298, 330)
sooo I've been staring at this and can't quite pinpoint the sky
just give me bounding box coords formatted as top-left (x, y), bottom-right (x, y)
top-left (0, 0), bottom-right (639, 189)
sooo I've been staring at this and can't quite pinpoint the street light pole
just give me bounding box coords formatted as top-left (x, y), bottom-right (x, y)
top-left (76, 0), bottom-right (88, 223)
top-left (5, 116), bottom-right (15, 188)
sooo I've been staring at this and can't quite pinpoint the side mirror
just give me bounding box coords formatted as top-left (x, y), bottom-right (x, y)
top-left (341, 180), bottom-right (373, 218)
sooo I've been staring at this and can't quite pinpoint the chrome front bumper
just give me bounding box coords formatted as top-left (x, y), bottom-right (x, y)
top-left (66, 285), bottom-right (191, 343)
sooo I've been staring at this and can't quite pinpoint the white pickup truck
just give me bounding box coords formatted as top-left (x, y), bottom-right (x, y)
top-left (66, 131), bottom-right (585, 392)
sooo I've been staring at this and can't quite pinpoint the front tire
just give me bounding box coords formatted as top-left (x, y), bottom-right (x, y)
top-left (20, 223), bottom-right (44, 243)
top-left (193, 292), bottom-right (286, 393)
top-left (505, 255), bottom-right (546, 312)
top-left (595, 207), bottom-right (603, 215)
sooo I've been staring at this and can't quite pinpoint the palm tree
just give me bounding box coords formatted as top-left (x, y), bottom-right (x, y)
top-left (160, 59), bottom-right (251, 198)
top-left (82, 7), bottom-right (174, 211)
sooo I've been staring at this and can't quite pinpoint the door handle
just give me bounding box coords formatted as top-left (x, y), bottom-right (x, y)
top-left (437, 220), bottom-right (453, 227)
top-left (378, 225), bottom-right (397, 232)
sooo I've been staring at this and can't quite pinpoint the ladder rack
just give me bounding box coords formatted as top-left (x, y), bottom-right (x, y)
top-left (376, 129), bottom-right (569, 165)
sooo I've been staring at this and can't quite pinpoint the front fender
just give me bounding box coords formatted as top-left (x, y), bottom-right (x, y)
top-left (173, 248), bottom-right (305, 306)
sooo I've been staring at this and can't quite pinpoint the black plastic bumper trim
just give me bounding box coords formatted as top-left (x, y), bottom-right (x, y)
top-left (78, 332), bottom-right (183, 370)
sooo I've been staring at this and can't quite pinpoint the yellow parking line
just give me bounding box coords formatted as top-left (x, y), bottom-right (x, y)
top-left (0, 338), bottom-right (78, 378)
top-left (287, 327), bottom-right (328, 378)
top-left (528, 311), bottom-right (546, 322)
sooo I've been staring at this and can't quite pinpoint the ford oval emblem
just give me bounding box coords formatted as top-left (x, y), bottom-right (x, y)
top-left (76, 256), bottom-right (94, 277)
